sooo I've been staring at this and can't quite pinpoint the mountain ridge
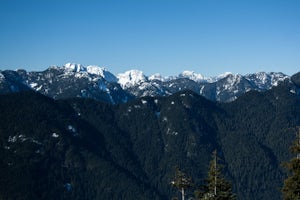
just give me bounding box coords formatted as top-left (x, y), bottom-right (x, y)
top-left (0, 63), bottom-right (294, 103)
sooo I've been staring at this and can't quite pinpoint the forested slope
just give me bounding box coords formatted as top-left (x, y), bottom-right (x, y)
top-left (0, 81), bottom-right (299, 199)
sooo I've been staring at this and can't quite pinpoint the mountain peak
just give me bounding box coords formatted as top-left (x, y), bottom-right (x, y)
top-left (64, 63), bottom-right (86, 72)
top-left (117, 70), bottom-right (148, 88)
top-left (62, 63), bottom-right (117, 83)
top-left (245, 72), bottom-right (289, 90)
top-left (179, 71), bottom-right (205, 82)
top-left (86, 65), bottom-right (117, 83)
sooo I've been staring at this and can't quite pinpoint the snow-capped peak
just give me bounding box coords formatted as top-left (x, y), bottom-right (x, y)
top-left (86, 65), bottom-right (117, 83)
top-left (179, 71), bottom-right (205, 82)
top-left (64, 63), bottom-right (86, 72)
top-left (62, 63), bottom-right (117, 82)
top-left (117, 70), bottom-right (148, 88)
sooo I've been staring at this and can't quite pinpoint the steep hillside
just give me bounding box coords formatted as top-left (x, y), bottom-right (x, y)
top-left (0, 82), bottom-right (299, 199)
top-left (218, 83), bottom-right (300, 199)
top-left (0, 91), bottom-right (163, 200)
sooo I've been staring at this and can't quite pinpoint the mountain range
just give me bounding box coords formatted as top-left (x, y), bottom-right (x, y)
top-left (0, 64), bottom-right (300, 199)
top-left (0, 63), bottom-right (293, 103)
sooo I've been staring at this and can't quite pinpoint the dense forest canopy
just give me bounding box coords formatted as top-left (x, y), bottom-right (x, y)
top-left (0, 79), bottom-right (299, 199)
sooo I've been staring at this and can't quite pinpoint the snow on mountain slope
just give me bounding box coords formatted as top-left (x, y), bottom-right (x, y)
top-left (64, 63), bottom-right (85, 72)
top-left (0, 63), bottom-right (296, 103)
top-left (4, 63), bottom-right (129, 104)
top-left (149, 73), bottom-right (170, 82)
top-left (245, 72), bottom-right (289, 90)
top-left (0, 72), bottom-right (4, 81)
top-left (62, 63), bottom-right (117, 83)
top-left (117, 70), bottom-right (148, 88)
top-left (178, 71), bottom-right (206, 82)
top-left (215, 73), bottom-right (253, 102)
top-left (86, 65), bottom-right (117, 83)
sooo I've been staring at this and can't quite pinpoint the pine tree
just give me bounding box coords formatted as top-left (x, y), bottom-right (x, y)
top-left (282, 126), bottom-right (300, 200)
top-left (171, 166), bottom-right (193, 200)
top-left (195, 150), bottom-right (236, 200)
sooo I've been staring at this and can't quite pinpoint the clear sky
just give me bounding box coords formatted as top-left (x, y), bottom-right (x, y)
top-left (0, 0), bottom-right (299, 77)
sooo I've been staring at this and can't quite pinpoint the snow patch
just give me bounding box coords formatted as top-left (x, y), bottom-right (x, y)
top-left (141, 100), bottom-right (147, 104)
top-left (8, 135), bottom-right (18, 143)
top-left (67, 125), bottom-right (77, 135)
top-left (166, 127), bottom-right (178, 135)
top-left (128, 107), bottom-right (132, 112)
top-left (290, 89), bottom-right (296, 94)
top-left (30, 82), bottom-right (38, 88)
top-left (0, 72), bottom-right (4, 80)
top-left (200, 85), bottom-right (205, 94)
top-left (8, 134), bottom-right (41, 144)
top-left (52, 133), bottom-right (59, 138)
top-left (36, 85), bottom-right (43, 91)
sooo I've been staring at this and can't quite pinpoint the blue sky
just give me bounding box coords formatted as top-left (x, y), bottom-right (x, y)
top-left (0, 0), bottom-right (299, 77)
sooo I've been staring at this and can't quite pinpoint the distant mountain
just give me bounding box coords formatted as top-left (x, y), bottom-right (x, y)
top-left (0, 80), bottom-right (299, 199)
top-left (0, 64), bottom-right (132, 104)
top-left (0, 63), bottom-right (294, 103)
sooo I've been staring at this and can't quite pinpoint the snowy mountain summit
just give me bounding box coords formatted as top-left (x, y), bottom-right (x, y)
top-left (178, 71), bottom-right (206, 82)
top-left (63, 63), bottom-right (117, 83)
top-left (117, 70), bottom-right (148, 88)
top-left (0, 63), bottom-right (296, 104)
top-left (64, 63), bottom-right (85, 73)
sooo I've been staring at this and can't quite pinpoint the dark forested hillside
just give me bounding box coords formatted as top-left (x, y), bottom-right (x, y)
top-left (217, 84), bottom-right (300, 199)
top-left (0, 91), bottom-right (163, 199)
top-left (0, 82), bottom-right (299, 199)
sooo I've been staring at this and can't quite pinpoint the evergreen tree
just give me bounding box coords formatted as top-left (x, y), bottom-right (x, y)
top-left (171, 166), bottom-right (193, 200)
top-left (282, 127), bottom-right (300, 200)
top-left (195, 150), bottom-right (236, 200)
